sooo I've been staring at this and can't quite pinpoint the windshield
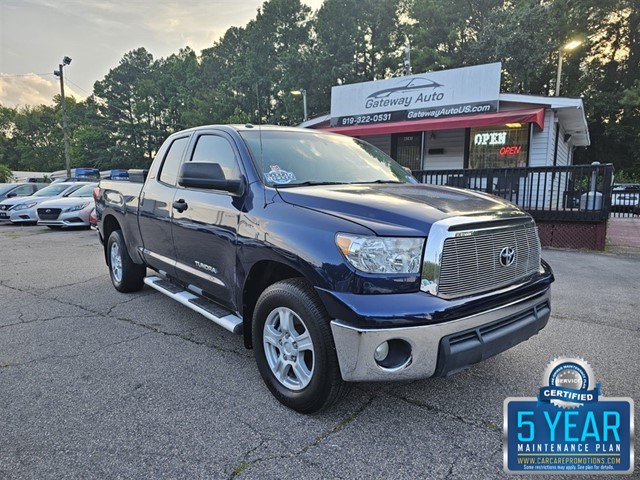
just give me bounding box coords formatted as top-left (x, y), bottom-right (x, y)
top-left (35, 184), bottom-right (75, 197)
top-left (0, 184), bottom-right (14, 195)
top-left (68, 184), bottom-right (97, 197)
top-left (239, 129), bottom-right (416, 187)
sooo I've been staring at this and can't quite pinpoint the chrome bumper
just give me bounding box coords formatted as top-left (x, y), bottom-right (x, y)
top-left (330, 289), bottom-right (550, 382)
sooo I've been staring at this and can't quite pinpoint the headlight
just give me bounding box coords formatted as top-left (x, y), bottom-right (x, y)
top-left (336, 233), bottom-right (424, 274)
top-left (12, 201), bottom-right (38, 211)
top-left (63, 202), bottom-right (90, 213)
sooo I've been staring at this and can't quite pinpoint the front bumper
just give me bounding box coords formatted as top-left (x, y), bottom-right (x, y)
top-left (0, 209), bottom-right (12, 222)
top-left (9, 208), bottom-right (38, 224)
top-left (37, 208), bottom-right (92, 227)
top-left (330, 288), bottom-right (550, 382)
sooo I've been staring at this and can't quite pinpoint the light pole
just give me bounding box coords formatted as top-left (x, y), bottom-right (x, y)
top-left (291, 89), bottom-right (307, 122)
top-left (403, 39), bottom-right (411, 76)
top-left (555, 40), bottom-right (582, 97)
top-left (54, 56), bottom-right (72, 177)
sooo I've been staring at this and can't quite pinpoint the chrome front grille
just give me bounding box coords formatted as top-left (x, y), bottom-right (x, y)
top-left (421, 216), bottom-right (542, 299)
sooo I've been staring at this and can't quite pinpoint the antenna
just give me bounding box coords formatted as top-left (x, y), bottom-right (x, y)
top-left (256, 83), bottom-right (267, 208)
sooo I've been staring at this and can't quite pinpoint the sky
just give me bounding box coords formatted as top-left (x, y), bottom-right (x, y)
top-left (0, 0), bottom-right (324, 108)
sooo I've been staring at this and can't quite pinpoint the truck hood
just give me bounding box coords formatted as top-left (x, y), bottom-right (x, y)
top-left (277, 183), bottom-right (526, 236)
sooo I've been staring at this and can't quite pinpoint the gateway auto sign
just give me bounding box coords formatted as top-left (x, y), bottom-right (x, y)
top-left (330, 62), bottom-right (501, 127)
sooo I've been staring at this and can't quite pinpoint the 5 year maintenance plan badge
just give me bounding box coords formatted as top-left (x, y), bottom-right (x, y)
top-left (503, 357), bottom-right (634, 474)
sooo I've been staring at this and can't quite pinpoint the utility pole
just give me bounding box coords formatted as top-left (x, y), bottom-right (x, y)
top-left (54, 56), bottom-right (72, 178)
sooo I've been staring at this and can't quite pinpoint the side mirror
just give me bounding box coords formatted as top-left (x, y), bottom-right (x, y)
top-left (7, 192), bottom-right (16, 198)
top-left (178, 162), bottom-right (244, 194)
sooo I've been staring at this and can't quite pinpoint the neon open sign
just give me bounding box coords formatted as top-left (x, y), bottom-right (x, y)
top-left (499, 146), bottom-right (522, 156)
top-left (474, 131), bottom-right (507, 146)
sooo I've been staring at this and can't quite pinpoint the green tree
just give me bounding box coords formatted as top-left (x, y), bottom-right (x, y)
top-left (312, 0), bottom-right (404, 113)
top-left (569, 1), bottom-right (639, 171)
top-left (93, 48), bottom-right (158, 167)
top-left (12, 104), bottom-right (64, 171)
top-left (232, 0), bottom-right (315, 124)
top-left (0, 106), bottom-right (18, 169)
top-left (406, 0), bottom-right (502, 72)
top-left (0, 163), bottom-right (12, 182)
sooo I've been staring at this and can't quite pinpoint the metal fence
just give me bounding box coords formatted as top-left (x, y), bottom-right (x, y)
top-left (610, 184), bottom-right (640, 218)
top-left (413, 164), bottom-right (619, 222)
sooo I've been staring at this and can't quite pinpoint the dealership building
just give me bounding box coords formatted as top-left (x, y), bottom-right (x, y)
top-left (301, 62), bottom-right (590, 172)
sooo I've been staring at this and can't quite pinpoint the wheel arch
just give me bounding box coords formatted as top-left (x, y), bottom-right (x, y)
top-left (242, 260), bottom-right (309, 349)
top-left (101, 214), bottom-right (121, 264)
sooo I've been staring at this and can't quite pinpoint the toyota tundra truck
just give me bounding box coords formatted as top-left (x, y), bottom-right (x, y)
top-left (96, 124), bottom-right (553, 413)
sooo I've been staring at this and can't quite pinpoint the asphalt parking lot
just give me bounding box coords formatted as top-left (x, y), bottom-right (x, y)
top-left (1, 225), bottom-right (638, 479)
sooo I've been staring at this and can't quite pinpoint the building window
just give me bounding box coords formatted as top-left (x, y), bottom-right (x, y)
top-left (392, 132), bottom-right (422, 171)
top-left (468, 124), bottom-right (530, 169)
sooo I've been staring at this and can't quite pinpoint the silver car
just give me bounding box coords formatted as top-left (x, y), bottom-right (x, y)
top-left (3, 183), bottom-right (89, 225)
top-left (36, 183), bottom-right (98, 229)
top-left (0, 183), bottom-right (46, 201)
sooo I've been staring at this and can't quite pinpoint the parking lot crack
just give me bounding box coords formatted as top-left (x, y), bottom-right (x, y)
top-left (46, 274), bottom-right (111, 291)
top-left (392, 393), bottom-right (500, 433)
top-left (110, 316), bottom-right (251, 358)
top-left (228, 438), bottom-right (267, 480)
top-left (551, 314), bottom-right (640, 334)
top-left (0, 314), bottom-right (91, 330)
top-left (445, 459), bottom-right (455, 479)
top-left (0, 280), bottom-right (45, 296)
top-left (226, 395), bottom-right (377, 478)
top-left (301, 394), bottom-right (376, 454)
top-left (0, 332), bottom-right (152, 369)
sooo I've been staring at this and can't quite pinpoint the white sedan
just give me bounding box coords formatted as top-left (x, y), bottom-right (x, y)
top-left (36, 183), bottom-right (98, 229)
top-left (3, 182), bottom-right (89, 225)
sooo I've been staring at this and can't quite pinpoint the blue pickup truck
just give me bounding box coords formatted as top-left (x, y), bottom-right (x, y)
top-left (96, 125), bottom-right (553, 413)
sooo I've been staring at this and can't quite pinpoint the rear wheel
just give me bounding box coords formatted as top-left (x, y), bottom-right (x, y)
top-left (107, 229), bottom-right (145, 292)
top-left (252, 278), bottom-right (349, 413)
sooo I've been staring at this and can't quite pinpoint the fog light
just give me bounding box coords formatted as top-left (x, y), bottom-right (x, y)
top-left (374, 341), bottom-right (389, 362)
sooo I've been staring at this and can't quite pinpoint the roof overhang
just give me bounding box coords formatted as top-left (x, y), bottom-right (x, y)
top-left (321, 108), bottom-right (545, 137)
top-left (499, 94), bottom-right (590, 146)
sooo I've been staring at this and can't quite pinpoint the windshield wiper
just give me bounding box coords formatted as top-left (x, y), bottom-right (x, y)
top-left (275, 181), bottom-right (349, 188)
top-left (350, 180), bottom-right (403, 184)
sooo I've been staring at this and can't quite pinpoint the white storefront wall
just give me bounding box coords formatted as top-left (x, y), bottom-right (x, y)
top-left (364, 106), bottom-right (576, 171)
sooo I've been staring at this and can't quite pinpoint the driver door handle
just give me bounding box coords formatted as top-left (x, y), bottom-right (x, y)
top-left (172, 198), bottom-right (188, 213)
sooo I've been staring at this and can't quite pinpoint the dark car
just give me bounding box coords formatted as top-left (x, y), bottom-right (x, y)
top-left (367, 77), bottom-right (443, 99)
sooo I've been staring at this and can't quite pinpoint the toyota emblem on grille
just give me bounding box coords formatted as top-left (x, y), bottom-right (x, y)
top-left (46, 209), bottom-right (51, 213)
top-left (499, 247), bottom-right (516, 267)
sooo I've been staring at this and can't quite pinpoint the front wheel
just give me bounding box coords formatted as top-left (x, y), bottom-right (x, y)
top-left (107, 229), bottom-right (145, 292)
top-left (252, 278), bottom-right (349, 413)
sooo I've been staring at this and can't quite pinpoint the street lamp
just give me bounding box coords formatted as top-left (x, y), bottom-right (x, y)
top-left (54, 56), bottom-right (72, 177)
top-left (555, 40), bottom-right (582, 97)
top-left (291, 89), bottom-right (307, 122)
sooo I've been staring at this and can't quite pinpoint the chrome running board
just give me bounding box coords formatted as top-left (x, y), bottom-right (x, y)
top-left (144, 276), bottom-right (243, 335)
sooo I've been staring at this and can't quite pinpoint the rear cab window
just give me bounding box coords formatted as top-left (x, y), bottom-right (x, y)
top-left (158, 136), bottom-right (190, 186)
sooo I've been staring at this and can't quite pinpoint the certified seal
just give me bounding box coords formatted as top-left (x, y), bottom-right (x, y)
top-left (539, 357), bottom-right (599, 408)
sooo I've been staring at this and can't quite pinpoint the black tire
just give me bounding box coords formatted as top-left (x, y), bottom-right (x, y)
top-left (107, 229), bottom-right (145, 293)
top-left (252, 278), bottom-right (350, 413)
